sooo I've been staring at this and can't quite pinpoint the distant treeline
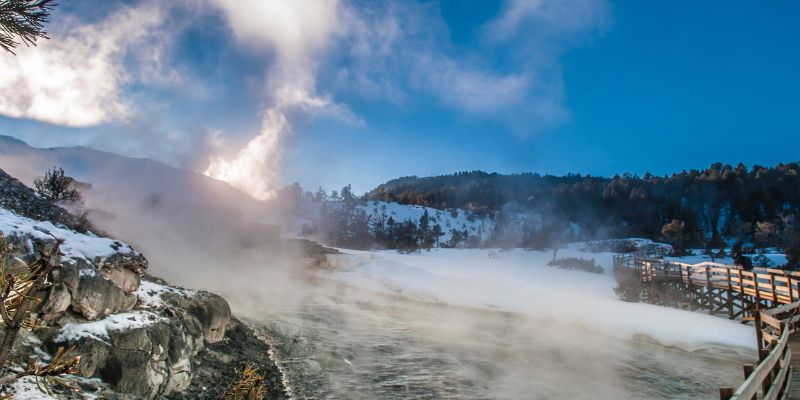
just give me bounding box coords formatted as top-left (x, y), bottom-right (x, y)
top-left (365, 163), bottom-right (800, 258)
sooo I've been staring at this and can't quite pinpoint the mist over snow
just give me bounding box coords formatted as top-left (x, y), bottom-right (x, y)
top-left (328, 246), bottom-right (755, 351)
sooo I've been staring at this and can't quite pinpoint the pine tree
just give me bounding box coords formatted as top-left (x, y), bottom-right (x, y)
top-left (33, 167), bottom-right (83, 204)
top-left (0, 0), bottom-right (56, 54)
top-left (418, 210), bottom-right (433, 249)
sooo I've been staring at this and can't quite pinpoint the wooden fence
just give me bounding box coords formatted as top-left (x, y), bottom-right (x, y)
top-left (614, 254), bottom-right (800, 400)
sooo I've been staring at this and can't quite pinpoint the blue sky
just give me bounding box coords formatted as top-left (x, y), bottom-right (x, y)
top-left (0, 1), bottom-right (798, 198)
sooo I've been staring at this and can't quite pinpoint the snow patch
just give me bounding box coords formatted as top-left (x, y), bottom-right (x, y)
top-left (0, 207), bottom-right (136, 261)
top-left (7, 376), bottom-right (58, 400)
top-left (79, 266), bottom-right (98, 278)
top-left (135, 279), bottom-right (194, 308)
top-left (54, 311), bottom-right (162, 345)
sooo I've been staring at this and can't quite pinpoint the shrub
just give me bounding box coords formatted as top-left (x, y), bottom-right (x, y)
top-left (33, 167), bottom-right (82, 204)
top-left (547, 257), bottom-right (604, 274)
top-left (223, 364), bottom-right (267, 400)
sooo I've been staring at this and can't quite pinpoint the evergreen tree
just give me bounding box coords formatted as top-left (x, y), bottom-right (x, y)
top-left (786, 238), bottom-right (800, 270)
top-left (33, 167), bottom-right (82, 204)
top-left (0, 0), bottom-right (55, 54)
top-left (418, 210), bottom-right (433, 249)
top-left (341, 184), bottom-right (355, 204)
top-left (315, 187), bottom-right (326, 201)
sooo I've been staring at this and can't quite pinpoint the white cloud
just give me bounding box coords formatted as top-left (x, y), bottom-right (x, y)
top-left (415, 55), bottom-right (531, 115)
top-left (334, 0), bottom-right (606, 129)
top-left (0, 1), bottom-right (181, 127)
top-left (207, 0), bottom-right (345, 96)
top-left (485, 0), bottom-right (609, 42)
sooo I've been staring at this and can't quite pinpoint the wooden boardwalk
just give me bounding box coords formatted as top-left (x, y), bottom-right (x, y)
top-left (789, 336), bottom-right (800, 399)
top-left (614, 251), bottom-right (800, 400)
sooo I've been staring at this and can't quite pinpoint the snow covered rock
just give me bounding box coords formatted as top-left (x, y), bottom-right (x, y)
top-left (0, 171), bottom-right (244, 398)
top-left (0, 168), bottom-right (88, 232)
top-left (0, 200), bottom-right (147, 321)
top-left (46, 279), bottom-right (232, 398)
top-left (45, 258), bottom-right (138, 321)
top-left (50, 311), bottom-right (203, 398)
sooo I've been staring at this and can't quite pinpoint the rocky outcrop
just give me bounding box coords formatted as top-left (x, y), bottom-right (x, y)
top-left (42, 277), bottom-right (233, 398)
top-left (96, 252), bottom-right (148, 293)
top-left (0, 211), bottom-right (230, 398)
top-left (52, 311), bottom-right (204, 398)
top-left (0, 167), bottom-right (287, 399)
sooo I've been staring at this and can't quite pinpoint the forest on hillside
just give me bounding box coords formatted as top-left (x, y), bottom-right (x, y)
top-left (362, 162), bottom-right (800, 260)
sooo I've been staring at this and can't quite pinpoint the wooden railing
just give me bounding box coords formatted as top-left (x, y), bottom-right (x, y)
top-left (720, 302), bottom-right (799, 400)
top-left (614, 254), bottom-right (800, 400)
top-left (630, 258), bottom-right (800, 306)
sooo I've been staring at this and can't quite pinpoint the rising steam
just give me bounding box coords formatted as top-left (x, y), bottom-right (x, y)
top-left (205, 109), bottom-right (288, 200)
top-left (203, 0), bottom-right (347, 200)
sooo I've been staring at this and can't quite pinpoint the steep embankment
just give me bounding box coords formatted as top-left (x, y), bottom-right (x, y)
top-left (0, 169), bottom-right (288, 399)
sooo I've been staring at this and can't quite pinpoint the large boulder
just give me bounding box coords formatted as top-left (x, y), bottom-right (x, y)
top-left (50, 311), bottom-right (204, 398)
top-left (162, 290), bottom-right (231, 344)
top-left (41, 259), bottom-right (138, 321)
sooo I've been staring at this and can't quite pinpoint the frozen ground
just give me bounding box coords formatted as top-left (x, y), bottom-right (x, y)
top-left (328, 245), bottom-right (756, 351)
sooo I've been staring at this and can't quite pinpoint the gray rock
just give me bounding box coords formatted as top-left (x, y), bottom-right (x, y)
top-left (53, 315), bottom-right (204, 399)
top-left (50, 259), bottom-right (138, 321)
top-left (163, 291), bottom-right (232, 344)
top-left (95, 252), bottom-right (148, 293)
top-left (0, 233), bottom-right (143, 322)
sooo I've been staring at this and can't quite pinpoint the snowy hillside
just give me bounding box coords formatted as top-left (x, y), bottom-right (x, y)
top-left (284, 199), bottom-right (553, 248)
top-left (359, 201), bottom-right (498, 243)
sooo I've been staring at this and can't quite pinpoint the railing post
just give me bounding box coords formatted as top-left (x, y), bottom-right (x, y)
top-left (706, 266), bottom-right (713, 314)
top-left (743, 364), bottom-right (754, 379)
top-left (737, 270), bottom-right (746, 319)
top-left (769, 273), bottom-right (778, 307)
top-left (727, 268), bottom-right (734, 319)
top-left (742, 364), bottom-right (757, 400)
top-left (689, 267), bottom-right (696, 311)
top-left (754, 311), bottom-right (765, 361)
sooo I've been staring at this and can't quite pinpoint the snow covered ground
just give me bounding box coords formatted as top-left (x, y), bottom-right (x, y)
top-left (327, 245), bottom-right (756, 351)
top-left (666, 249), bottom-right (788, 269)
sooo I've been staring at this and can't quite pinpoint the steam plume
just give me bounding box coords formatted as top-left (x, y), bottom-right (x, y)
top-left (203, 0), bottom-right (350, 200)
